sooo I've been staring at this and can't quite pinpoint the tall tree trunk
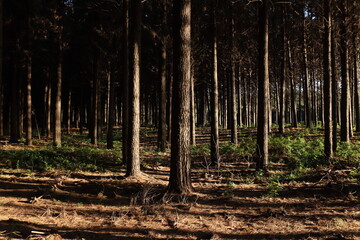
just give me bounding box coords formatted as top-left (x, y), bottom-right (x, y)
top-left (159, 1), bottom-right (168, 151)
top-left (0, 0), bottom-right (3, 137)
top-left (211, 0), bottom-right (220, 167)
top-left (279, 7), bottom-right (286, 134)
top-left (303, 7), bottom-right (312, 128)
top-left (354, 36), bottom-right (360, 133)
top-left (45, 74), bottom-right (52, 138)
top-left (91, 53), bottom-right (99, 145)
top-left (190, 63), bottom-right (196, 145)
top-left (107, 62), bottom-right (115, 149)
top-left (126, 0), bottom-right (142, 177)
top-left (25, 3), bottom-right (32, 146)
top-left (257, 0), bottom-right (269, 171)
top-left (122, 0), bottom-right (129, 166)
top-left (238, 69), bottom-right (243, 128)
top-left (53, 0), bottom-right (63, 147)
top-left (323, 0), bottom-right (333, 160)
top-left (288, 40), bottom-right (297, 128)
top-left (168, 0), bottom-right (192, 194)
top-left (339, 0), bottom-right (350, 142)
top-left (66, 90), bottom-right (71, 134)
top-left (331, 24), bottom-right (337, 152)
top-left (230, 7), bottom-right (237, 144)
top-left (10, 41), bottom-right (20, 143)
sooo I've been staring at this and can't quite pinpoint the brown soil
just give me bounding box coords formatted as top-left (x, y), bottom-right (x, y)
top-left (0, 129), bottom-right (359, 240)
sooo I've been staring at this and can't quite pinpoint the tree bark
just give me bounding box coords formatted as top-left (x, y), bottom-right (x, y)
top-left (107, 62), bottom-right (115, 149)
top-left (159, 1), bottom-right (168, 151)
top-left (126, 0), bottom-right (142, 177)
top-left (331, 18), bottom-right (337, 152)
top-left (323, 0), bottom-right (333, 160)
top-left (91, 52), bottom-right (99, 145)
top-left (279, 7), bottom-right (286, 134)
top-left (190, 63), bottom-right (196, 145)
top-left (230, 7), bottom-right (238, 144)
top-left (10, 41), bottom-right (20, 143)
top-left (339, 0), bottom-right (350, 142)
top-left (288, 40), bottom-right (297, 128)
top-left (257, 0), bottom-right (269, 171)
top-left (303, 14), bottom-right (312, 128)
top-left (0, 0), bottom-right (3, 137)
top-left (354, 39), bottom-right (360, 133)
top-left (53, 0), bottom-right (63, 147)
top-left (122, 0), bottom-right (130, 166)
top-left (26, 3), bottom-right (32, 146)
top-left (168, 0), bottom-right (192, 194)
top-left (211, 0), bottom-right (220, 167)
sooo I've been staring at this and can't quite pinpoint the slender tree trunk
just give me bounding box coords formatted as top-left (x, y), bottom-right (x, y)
top-left (25, 4), bottom-right (32, 146)
top-left (230, 8), bottom-right (237, 144)
top-left (303, 8), bottom-right (312, 128)
top-left (331, 25), bottom-right (337, 152)
top-left (10, 42), bottom-right (20, 143)
top-left (45, 75), bottom-right (52, 138)
top-left (66, 90), bottom-right (71, 134)
top-left (107, 62), bottom-right (115, 149)
top-left (279, 7), bottom-right (286, 134)
top-left (91, 53), bottom-right (99, 145)
top-left (238, 69), bottom-right (243, 128)
top-left (0, 0), bottom-right (3, 137)
top-left (158, 4), bottom-right (168, 151)
top-left (211, 0), bottom-right (220, 167)
top-left (323, 0), bottom-right (333, 160)
top-left (354, 38), bottom-right (360, 132)
top-left (190, 63), bottom-right (196, 145)
top-left (288, 40), bottom-right (297, 128)
top-left (53, 0), bottom-right (63, 147)
top-left (339, 0), bottom-right (350, 142)
top-left (257, 0), bottom-right (269, 171)
top-left (126, 0), bottom-right (142, 177)
top-left (168, 0), bottom-right (192, 194)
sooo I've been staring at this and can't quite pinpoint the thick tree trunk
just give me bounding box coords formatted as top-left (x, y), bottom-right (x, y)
top-left (339, 0), bottom-right (350, 142)
top-left (168, 0), bottom-right (192, 194)
top-left (323, 0), bottom-right (333, 160)
top-left (122, 0), bottom-right (130, 166)
top-left (256, 0), bottom-right (269, 171)
top-left (211, 0), bottom-right (220, 167)
top-left (126, 0), bottom-right (142, 177)
top-left (107, 62), bottom-right (115, 149)
top-left (53, 0), bottom-right (63, 147)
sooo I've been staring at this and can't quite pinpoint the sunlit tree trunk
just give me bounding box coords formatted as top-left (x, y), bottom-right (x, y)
top-left (126, 0), bottom-right (142, 177)
top-left (279, 7), bottom-right (286, 134)
top-left (323, 0), bottom-right (333, 160)
top-left (288, 40), bottom-right (297, 128)
top-left (211, 0), bottom-right (220, 167)
top-left (10, 40), bottom-right (20, 143)
top-left (91, 53), bottom-right (99, 145)
top-left (53, 0), bottom-right (63, 147)
top-left (230, 7), bottom-right (237, 144)
top-left (168, 0), bottom-right (192, 193)
top-left (354, 36), bottom-right (360, 133)
top-left (107, 62), bottom-right (115, 149)
top-left (302, 5), bottom-right (312, 128)
top-left (257, 0), bottom-right (269, 171)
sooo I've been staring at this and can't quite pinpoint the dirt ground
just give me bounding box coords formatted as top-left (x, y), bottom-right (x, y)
top-left (0, 129), bottom-right (359, 240)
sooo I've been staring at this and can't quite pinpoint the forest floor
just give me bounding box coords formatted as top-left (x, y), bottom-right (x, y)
top-left (0, 127), bottom-right (359, 240)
